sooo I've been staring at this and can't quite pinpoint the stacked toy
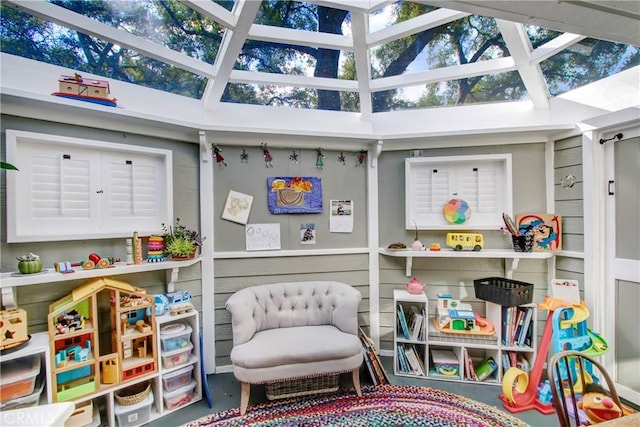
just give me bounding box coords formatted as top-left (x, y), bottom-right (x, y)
top-left (147, 236), bottom-right (165, 263)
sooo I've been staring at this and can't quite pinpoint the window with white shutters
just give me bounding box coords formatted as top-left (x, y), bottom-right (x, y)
top-left (6, 130), bottom-right (173, 242)
top-left (405, 154), bottom-right (512, 230)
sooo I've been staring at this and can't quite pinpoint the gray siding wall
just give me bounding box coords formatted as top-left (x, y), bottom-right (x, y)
top-left (377, 144), bottom-right (549, 352)
top-left (554, 135), bottom-right (585, 296)
top-left (1, 115), bottom-right (203, 332)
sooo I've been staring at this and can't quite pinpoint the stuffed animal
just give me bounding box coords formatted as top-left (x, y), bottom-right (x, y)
top-left (578, 383), bottom-right (624, 424)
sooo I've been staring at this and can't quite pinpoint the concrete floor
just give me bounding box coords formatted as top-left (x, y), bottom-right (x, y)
top-left (147, 356), bottom-right (559, 427)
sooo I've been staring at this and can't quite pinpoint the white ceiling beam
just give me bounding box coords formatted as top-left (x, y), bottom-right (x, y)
top-left (350, 11), bottom-right (374, 121)
top-left (496, 20), bottom-right (549, 109)
top-left (229, 70), bottom-right (358, 91)
top-left (370, 56), bottom-right (516, 92)
top-left (5, 0), bottom-right (217, 79)
top-left (530, 32), bottom-right (587, 63)
top-left (305, 0), bottom-right (388, 13)
top-left (248, 24), bottom-right (353, 50)
top-left (368, 8), bottom-right (470, 47)
top-left (202, 0), bottom-right (261, 110)
top-left (179, 0), bottom-right (236, 28)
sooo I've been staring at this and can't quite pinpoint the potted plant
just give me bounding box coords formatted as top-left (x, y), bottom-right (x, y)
top-left (162, 218), bottom-right (205, 259)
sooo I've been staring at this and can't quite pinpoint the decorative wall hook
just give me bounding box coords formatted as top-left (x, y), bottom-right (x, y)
top-left (316, 148), bottom-right (325, 169)
top-left (240, 148), bottom-right (249, 164)
top-left (599, 133), bottom-right (623, 144)
top-left (357, 150), bottom-right (367, 167)
top-left (338, 152), bottom-right (346, 165)
top-left (261, 143), bottom-right (273, 167)
top-left (212, 144), bottom-right (226, 167)
top-left (289, 149), bottom-right (299, 164)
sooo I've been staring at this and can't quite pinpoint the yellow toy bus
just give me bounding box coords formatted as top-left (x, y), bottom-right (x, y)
top-left (446, 232), bottom-right (483, 251)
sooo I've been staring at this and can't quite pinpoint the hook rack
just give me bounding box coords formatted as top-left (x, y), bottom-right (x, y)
top-left (599, 133), bottom-right (623, 144)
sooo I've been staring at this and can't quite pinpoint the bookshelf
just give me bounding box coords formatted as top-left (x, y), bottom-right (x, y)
top-left (393, 290), bottom-right (537, 385)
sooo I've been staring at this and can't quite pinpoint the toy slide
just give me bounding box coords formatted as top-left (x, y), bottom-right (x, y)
top-left (559, 302), bottom-right (589, 328)
top-left (583, 329), bottom-right (609, 356)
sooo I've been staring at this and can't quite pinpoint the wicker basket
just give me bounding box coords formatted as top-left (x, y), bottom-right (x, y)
top-left (115, 381), bottom-right (151, 406)
top-left (473, 277), bottom-right (534, 307)
top-left (265, 374), bottom-right (339, 400)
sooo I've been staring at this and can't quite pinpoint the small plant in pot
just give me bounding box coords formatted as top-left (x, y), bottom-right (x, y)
top-left (17, 253), bottom-right (43, 274)
top-left (162, 218), bottom-right (205, 259)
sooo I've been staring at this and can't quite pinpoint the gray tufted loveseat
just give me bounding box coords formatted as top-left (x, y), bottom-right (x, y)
top-left (225, 281), bottom-right (363, 415)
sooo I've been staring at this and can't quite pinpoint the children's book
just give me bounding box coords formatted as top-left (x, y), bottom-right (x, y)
top-left (474, 356), bottom-right (498, 381)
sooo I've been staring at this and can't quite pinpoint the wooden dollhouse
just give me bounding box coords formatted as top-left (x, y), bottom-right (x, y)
top-left (48, 277), bottom-right (157, 402)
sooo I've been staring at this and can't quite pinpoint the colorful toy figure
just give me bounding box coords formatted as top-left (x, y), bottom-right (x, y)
top-left (578, 383), bottom-right (625, 424)
top-left (357, 150), bottom-right (367, 167)
top-left (316, 148), bottom-right (325, 169)
top-left (261, 143), bottom-right (273, 167)
top-left (213, 144), bottom-right (226, 166)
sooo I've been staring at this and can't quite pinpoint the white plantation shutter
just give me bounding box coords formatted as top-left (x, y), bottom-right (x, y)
top-left (406, 155), bottom-right (512, 230)
top-left (7, 130), bottom-right (172, 242)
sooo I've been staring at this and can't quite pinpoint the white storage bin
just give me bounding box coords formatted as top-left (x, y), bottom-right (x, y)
top-left (162, 365), bottom-right (193, 393)
top-left (0, 374), bottom-right (43, 411)
top-left (114, 390), bottom-right (154, 427)
top-left (163, 379), bottom-right (196, 410)
top-left (161, 343), bottom-right (193, 369)
top-left (0, 355), bottom-right (41, 402)
top-left (64, 400), bottom-right (93, 427)
top-left (159, 323), bottom-right (192, 352)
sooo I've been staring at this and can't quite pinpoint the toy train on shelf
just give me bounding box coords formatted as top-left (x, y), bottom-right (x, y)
top-left (153, 290), bottom-right (194, 317)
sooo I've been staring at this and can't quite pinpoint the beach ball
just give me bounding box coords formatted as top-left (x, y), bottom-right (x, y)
top-left (443, 198), bottom-right (471, 224)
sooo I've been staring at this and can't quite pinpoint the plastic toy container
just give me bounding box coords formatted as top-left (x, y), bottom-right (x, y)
top-left (162, 365), bottom-right (194, 393)
top-left (64, 399), bottom-right (93, 427)
top-left (163, 379), bottom-right (196, 410)
top-left (0, 374), bottom-right (44, 411)
top-left (0, 355), bottom-right (41, 402)
top-left (159, 323), bottom-right (192, 352)
top-left (473, 277), bottom-right (533, 307)
top-left (114, 390), bottom-right (154, 427)
top-left (161, 343), bottom-right (193, 369)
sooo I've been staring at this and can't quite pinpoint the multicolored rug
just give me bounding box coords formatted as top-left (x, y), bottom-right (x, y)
top-left (183, 384), bottom-right (529, 427)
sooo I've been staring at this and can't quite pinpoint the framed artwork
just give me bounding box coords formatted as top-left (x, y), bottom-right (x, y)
top-left (221, 190), bottom-right (253, 225)
top-left (515, 213), bottom-right (562, 251)
top-left (267, 177), bottom-right (322, 214)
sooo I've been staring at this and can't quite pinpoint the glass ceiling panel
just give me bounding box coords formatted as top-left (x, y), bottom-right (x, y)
top-left (371, 15), bottom-right (504, 79)
top-left (46, 0), bottom-right (224, 65)
top-left (0, 5), bottom-right (205, 98)
top-left (373, 70), bottom-right (526, 112)
top-left (540, 37), bottom-right (639, 96)
top-left (254, 1), bottom-right (349, 34)
top-left (237, 40), bottom-right (354, 80)
top-left (223, 83), bottom-right (358, 112)
top-left (215, 0), bottom-right (236, 12)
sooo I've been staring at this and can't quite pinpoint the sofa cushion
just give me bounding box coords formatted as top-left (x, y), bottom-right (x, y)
top-left (230, 325), bottom-right (362, 369)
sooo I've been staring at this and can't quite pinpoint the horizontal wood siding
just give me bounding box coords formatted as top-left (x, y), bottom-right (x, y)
top-left (214, 254), bottom-right (370, 367)
top-left (554, 136), bottom-right (584, 252)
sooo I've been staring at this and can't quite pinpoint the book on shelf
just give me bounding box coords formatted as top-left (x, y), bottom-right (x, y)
top-left (404, 345), bottom-right (425, 376)
top-left (409, 306), bottom-right (424, 341)
top-left (474, 356), bottom-right (498, 381)
top-left (512, 308), bottom-right (526, 346)
top-left (462, 348), bottom-right (476, 380)
top-left (517, 308), bottom-right (534, 347)
top-left (397, 304), bottom-right (411, 340)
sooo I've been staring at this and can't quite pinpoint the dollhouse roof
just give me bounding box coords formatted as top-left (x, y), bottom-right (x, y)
top-left (49, 277), bottom-right (147, 315)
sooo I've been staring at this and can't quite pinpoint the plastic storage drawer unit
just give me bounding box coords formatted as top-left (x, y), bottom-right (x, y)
top-left (114, 390), bottom-right (154, 427)
top-left (159, 323), bottom-right (192, 352)
top-left (162, 365), bottom-right (193, 393)
top-left (0, 375), bottom-right (44, 411)
top-left (161, 343), bottom-right (193, 369)
top-left (0, 355), bottom-right (41, 402)
top-left (163, 379), bottom-right (196, 410)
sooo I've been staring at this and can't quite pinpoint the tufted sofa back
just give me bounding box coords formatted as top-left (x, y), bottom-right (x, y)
top-left (225, 281), bottom-right (362, 346)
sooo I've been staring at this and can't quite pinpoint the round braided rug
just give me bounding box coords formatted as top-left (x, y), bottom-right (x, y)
top-left (183, 384), bottom-right (529, 427)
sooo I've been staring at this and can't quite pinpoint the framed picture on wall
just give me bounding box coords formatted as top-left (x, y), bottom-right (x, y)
top-left (267, 177), bottom-right (322, 214)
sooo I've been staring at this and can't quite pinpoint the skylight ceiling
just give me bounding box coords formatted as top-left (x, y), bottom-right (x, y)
top-left (1, 0), bottom-right (638, 123)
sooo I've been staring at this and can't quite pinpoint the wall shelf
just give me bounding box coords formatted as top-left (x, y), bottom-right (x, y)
top-left (380, 248), bottom-right (552, 277)
top-left (0, 258), bottom-right (201, 308)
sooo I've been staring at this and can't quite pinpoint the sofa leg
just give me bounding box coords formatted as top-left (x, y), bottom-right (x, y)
top-left (352, 368), bottom-right (362, 396)
top-left (240, 382), bottom-right (250, 415)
